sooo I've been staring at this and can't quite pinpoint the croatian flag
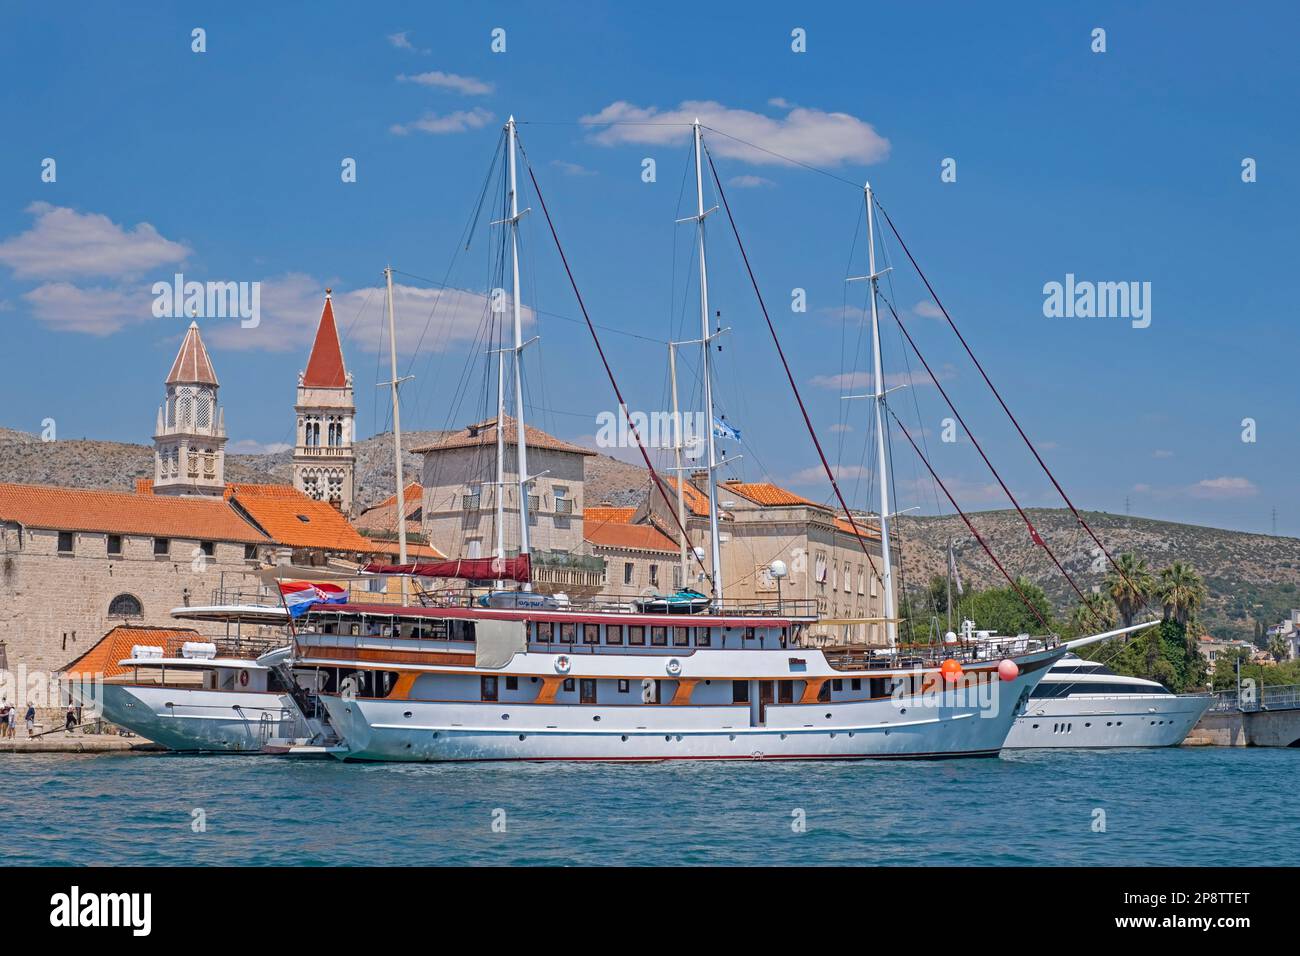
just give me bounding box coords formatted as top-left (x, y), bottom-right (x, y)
top-left (279, 581), bottom-right (348, 618)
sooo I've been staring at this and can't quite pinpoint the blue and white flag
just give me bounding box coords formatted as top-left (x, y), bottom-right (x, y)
top-left (712, 416), bottom-right (741, 442)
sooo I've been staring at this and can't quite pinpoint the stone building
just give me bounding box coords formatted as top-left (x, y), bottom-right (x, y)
top-left (292, 291), bottom-right (356, 515)
top-left (412, 416), bottom-right (604, 593)
top-left (152, 322), bottom-right (227, 496)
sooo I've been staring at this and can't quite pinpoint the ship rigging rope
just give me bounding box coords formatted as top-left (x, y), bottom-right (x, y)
top-left (877, 294), bottom-right (1107, 629)
top-left (518, 140), bottom-right (713, 589)
top-left (702, 142), bottom-right (883, 584)
top-left (885, 406), bottom-right (1050, 632)
top-left (871, 196), bottom-right (1157, 621)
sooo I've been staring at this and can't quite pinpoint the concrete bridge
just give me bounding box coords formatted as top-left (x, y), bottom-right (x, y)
top-left (1187, 683), bottom-right (1300, 747)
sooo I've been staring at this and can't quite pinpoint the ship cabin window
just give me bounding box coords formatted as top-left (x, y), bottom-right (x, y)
top-left (559, 623), bottom-right (576, 644)
top-left (869, 677), bottom-right (890, 699)
top-left (57, 531), bottom-right (74, 554)
top-left (606, 624), bottom-right (624, 645)
top-left (672, 626), bottom-right (689, 647)
top-left (536, 622), bottom-right (553, 643)
top-left (832, 679), bottom-right (843, 692)
top-left (628, 625), bottom-right (646, 646)
top-left (695, 628), bottom-right (711, 648)
top-left (732, 680), bottom-right (749, 703)
top-left (481, 676), bottom-right (498, 702)
top-left (583, 624), bottom-right (600, 645)
top-left (562, 678), bottom-right (575, 692)
top-left (851, 678), bottom-right (862, 691)
top-left (744, 627), bottom-right (756, 642)
top-left (505, 676), bottom-right (518, 691)
top-left (651, 626), bottom-right (668, 647)
top-left (618, 679), bottom-right (630, 693)
top-left (107, 534), bottom-right (122, 556)
top-left (817, 682), bottom-right (831, 703)
top-left (778, 681), bottom-right (794, 704)
top-left (580, 678), bottom-right (597, 704)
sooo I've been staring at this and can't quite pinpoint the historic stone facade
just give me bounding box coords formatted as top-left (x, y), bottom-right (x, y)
top-left (153, 322), bottom-right (227, 496)
top-left (292, 291), bottom-right (356, 515)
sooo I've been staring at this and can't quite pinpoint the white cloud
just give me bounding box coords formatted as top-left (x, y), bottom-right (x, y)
top-left (390, 107), bottom-right (494, 136)
top-left (913, 300), bottom-right (944, 319)
top-left (398, 71), bottom-right (493, 95)
top-left (580, 100), bottom-right (889, 167)
top-left (204, 273), bottom-right (532, 356)
top-left (551, 159), bottom-right (596, 177)
top-left (809, 364), bottom-right (953, 391)
top-left (789, 463), bottom-right (873, 483)
top-left (1187, 476), bottom-right (1257, 500)
top-left (0, 203), bottom-right (189, 280)
top-left (387, 31), bottom-right (428, 54)
top-left (728, 174), bottom-right (775, 188)
top-left (830, 423), bottom-right (853, 433)
top-left (1152, 449), bottom-right (1174, 459)
top-left (22, 281), bottom-right (157, 335)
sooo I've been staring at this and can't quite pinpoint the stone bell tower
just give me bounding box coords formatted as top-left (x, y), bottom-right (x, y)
top-left (153, 321), bottom-right (227, 496)
top-left (292, 289), bottom-right (356, 514)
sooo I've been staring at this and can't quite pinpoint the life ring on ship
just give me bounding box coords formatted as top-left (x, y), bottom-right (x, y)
top-left (665, 658), bottom-right (682, 677)
top-left (238, 670), bottom-right (250, 687)
top-left (554, 655), bottom-right (572, 674)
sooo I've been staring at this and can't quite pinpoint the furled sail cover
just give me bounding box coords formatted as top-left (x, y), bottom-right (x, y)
top-left (361, 554), bottom-right (531, 583)
top-left (475, 619), bottom-right (527, 668)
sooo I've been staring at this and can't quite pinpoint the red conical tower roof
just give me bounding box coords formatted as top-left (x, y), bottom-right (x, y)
top-left (302, 290), bottom-right (348, 388)
top-left (166, 321), bottom-right (219, 386)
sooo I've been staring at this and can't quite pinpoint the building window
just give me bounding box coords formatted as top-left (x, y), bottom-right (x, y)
top-left (857, 565), bottom-right (865, 595)
top-left (672, 626), bottom-right (689, 647)
top-left (554, 487), bottom-right (573, 514)
top-left (649, 564), bottom-right (659, 587)
top-left (672, 566), bottom-right (682, 589)
top-left (108, 593), bottom-right (143, 617)
top-left (153, 537), bottom-right (170, 557)
top-left (106, 534), bottom-right (122, 556)
top-left (623, 562), bottom-right (633, 585)
top-left (606, 624), bottom-right (624, 645)
top-left (481, 676), bottom-right (498, 702)
top-left (57, 531), bottom-right (74, 554)
top-left (815, 552), bottom-right (828, 583)
top-left (583, 624), bottom-right (600, 645)
top-left (628, 625), bottom-right (646, 646)
top-left (462, 493), bottom-right (481, 511)
top-left (536, 622), bottom-right (553, 643)
top-left (651, 626), bottom-right (667, 646)
top-left (200, 540), bottom-right (215, 557)
top-left (244, 544), bottom-right (258, 561)
top-left (870, 575), bottom-right (878, 598)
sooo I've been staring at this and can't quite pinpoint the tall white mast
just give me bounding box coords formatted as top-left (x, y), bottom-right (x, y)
top-left (692, 119), bottom-right (723, 607)
top-left (668, 342), bottom-right (689, 587)
top-left (865, 184), bottom-right (896, 647)
top-left (383, 266), bottom-right (410, 604)
top-left (493, 342), bottom-right (507, 590)
top-left (506, 116), bottom-right (533, 590)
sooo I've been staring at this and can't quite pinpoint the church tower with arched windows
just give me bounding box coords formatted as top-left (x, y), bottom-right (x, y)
top-left (292, 290), bottom-right (356, 514)
top-left (153, 321), bottom-right (228, 496)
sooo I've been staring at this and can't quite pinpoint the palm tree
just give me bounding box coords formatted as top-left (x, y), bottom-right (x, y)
top-left (1104, 552), bottom-right (1155, 628)
top-left (1070, 591), bottom-right (1117, 635)
top-left (1156, 560), bottom-right (1206, 628)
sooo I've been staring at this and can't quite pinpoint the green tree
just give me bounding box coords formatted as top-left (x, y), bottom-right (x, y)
top-left (964, 577), bottom-right (1054, 636)
top-left (1104, 552), bottom-right (1155, 628)
top-left (1065, 591), bottom-right (1117, 639)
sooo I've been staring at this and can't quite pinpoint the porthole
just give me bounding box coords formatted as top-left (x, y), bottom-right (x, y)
top-left (501, 714), bottom-right (509, 721)
top-left (518, 734), bottom-right (526, 741)
top-left (621, 735), bottom-right (628, 742)
top-left (593, 715), bottom-right (601, 722)
top-left (403, 711), bottom-right (412, 718)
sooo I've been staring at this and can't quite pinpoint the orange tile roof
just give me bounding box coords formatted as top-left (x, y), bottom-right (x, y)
top-left (302, 293), bottom-right (348, 388)
top-left (62, 626), bottom-right (200, 678)
top-left (226, 483), bottom-right (377, 552)
top-left (662, 476), bottom-right (710, 517)
top-left (585, 505), bottom-right (635, 525)
top-left (167, 322), bottom-right (219, 385)
top-left (722, 481), bottom-right (819, 508)
top-left (585, 522), bottom-right (680, 554)
top-left (369, 483), bottom-right (423, 513)
top-left (834, 515), bottom-right (881, 540)
top-left (0, 481), bottom-right (267, 542)
top-left (412, 416), bottom-right (596, 456)
top-left (361, 538), bottom-right (446, 560)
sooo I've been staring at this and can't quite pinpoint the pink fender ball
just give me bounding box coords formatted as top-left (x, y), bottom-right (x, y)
top-left (998, 659), bottom-right (1020, 682)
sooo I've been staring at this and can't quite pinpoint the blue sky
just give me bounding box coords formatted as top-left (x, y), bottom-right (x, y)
top-left (1, 1), bottom-right (1297, 536)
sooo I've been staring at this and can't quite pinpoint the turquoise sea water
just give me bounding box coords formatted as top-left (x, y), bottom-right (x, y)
top-left (1, 748), bottom-right (1294, 866)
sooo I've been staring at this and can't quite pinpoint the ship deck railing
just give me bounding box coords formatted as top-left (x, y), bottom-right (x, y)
top-left (346, 588), bottom-right (819, 620)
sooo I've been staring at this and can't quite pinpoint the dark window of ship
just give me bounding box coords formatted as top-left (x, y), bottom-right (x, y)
top-left (505, 676), bottom-right (518, 691)
top-left (651, 626), bottom-right (667, 646)
top-left (732, 680), bottom-right (749, 703)
top-left (672, 627), bottom-right (689, 647)
top-left (583, 624), bottom-right (600, 645)
top-left (559, 623), bottom-right (575, 644)
top-left (536, 622), bottom-right (553, 643)
top-left (606, 624), bottom-right (624, 645)
top-left (628, 625), bottom-right (646, 646)
top-left (481, 676), bottom-right (498, 702)
top-left (695, 628), bottom-right (711, 648)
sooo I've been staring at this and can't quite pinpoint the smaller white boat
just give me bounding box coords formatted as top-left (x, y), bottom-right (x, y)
top-left (1003, 653), bottom-right (1212, 748)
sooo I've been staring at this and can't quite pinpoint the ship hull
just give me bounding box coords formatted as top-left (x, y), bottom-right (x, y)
top-left (1003, 693), bottom-right (1211, 748)
top-left (320, 648), bottom-right (1059, 762)
top-left (87, 683), bottom-right (302, 753)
